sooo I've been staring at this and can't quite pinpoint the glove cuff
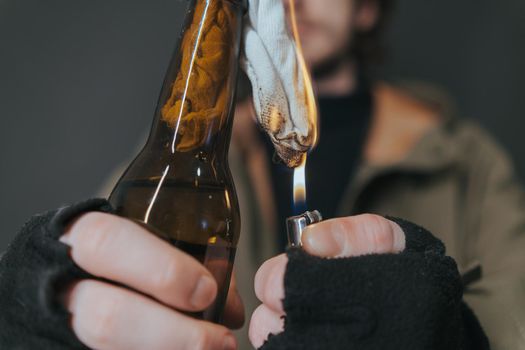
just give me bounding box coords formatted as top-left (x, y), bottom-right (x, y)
top-left (260, 217), bottom-right (488, 350)
top-left (0, 199), bottom-right (112, 349)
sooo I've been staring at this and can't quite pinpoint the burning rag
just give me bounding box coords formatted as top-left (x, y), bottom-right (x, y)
top-left (242, 0), bottom-right (317, 168)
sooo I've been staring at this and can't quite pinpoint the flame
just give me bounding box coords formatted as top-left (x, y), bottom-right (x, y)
top-left (289, 0), bottom-right (319, 148)
top-left (293, 153), bottom-right (307, 208)
top-left (289, 0), bottom-right (316, 212)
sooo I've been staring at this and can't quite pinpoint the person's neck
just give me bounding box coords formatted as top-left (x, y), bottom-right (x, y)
top-left (314, 59), bottom-right (358, 97)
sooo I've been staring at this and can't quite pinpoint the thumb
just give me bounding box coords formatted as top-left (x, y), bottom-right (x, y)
top-left (301, 214), bottom-right (406, 258)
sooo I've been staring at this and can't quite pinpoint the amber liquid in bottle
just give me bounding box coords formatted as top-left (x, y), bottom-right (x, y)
top-left (108, 0), bottom-right (245, 323)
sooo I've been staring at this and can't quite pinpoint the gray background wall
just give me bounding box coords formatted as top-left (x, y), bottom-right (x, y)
top-left (1, 0), bottom-right (525, 251)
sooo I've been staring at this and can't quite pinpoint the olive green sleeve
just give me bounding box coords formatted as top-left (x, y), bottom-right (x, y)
top-left (462, 126), bottom-right (525, 349)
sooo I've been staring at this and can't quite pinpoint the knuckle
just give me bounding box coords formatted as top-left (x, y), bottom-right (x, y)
top-left (77, 213), bottom-right (117, 258)
top-left (334, 219), bottom-right (352, 235)
top-left (152, 255), bottom-right (183, 294)
top-left (364, 214), bottom-right (394, 253)
top-left (249, 305), bottom-right (265, 333)
top-left (73, 281), bottom-right (119, 348)
top-left (255, 256), bottom-right (286, 304)
top-left (333, 219), bottom-right (354, 252)
top-left (87, 291), bottom-right (120, 347)
top-left (254, 260), bottom-right (273, 298)
top-left (265, 263), bottom-right (285, 305)
top-left (191, 326), bottom-right (214, 350)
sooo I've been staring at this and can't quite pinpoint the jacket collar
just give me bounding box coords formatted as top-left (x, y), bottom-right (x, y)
top-left (338, 81), bottom-right (463, 215)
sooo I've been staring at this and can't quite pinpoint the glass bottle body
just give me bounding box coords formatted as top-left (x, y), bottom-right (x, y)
top-left (108, 0), bottom-right (244, 323)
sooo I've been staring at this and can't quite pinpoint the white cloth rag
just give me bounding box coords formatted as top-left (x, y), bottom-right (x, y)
top-left (241, 0), bottom-right (317, 167)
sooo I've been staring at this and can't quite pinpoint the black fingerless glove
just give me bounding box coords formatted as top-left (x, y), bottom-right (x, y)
top-left (260, 217), bottom-right (490, 350)
top-left (0, 199), bottom-right (113, 350)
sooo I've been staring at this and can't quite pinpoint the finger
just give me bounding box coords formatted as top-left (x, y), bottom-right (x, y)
top-left (249, 304), bottom-right (285, 349)
top-left (302, 214), bottom-right (406, 258)
top-left (61, 212), bottom-right (217, 312)
top-left (222, 273), bottom-right (245, 329)
top-left (254, 254), bottom-right (287, 314)
top-left (66, 279), bottom-right (237, 350)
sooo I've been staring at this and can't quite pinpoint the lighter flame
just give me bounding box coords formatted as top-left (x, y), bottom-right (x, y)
top-left (289, 0), bottom-right (319, 148)
top-left (293, 154), bottom-right (307, 205)
top-left (290, 0), bottom-right (316, 209)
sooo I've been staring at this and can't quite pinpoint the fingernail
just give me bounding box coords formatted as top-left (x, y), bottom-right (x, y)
top-left (303, 228), bottom-right (341, 257)
top-left (390, 222), bottom-right (406, 253)
top-left (223, 334), bottom-right (237, 350)
top-left (191, 275), bottom-right (216, 309)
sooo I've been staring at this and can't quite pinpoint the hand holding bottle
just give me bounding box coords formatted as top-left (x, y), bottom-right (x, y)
top-left (60, 212), bottom-right (244, 350)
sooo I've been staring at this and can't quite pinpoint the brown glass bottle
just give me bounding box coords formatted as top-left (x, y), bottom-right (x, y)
top-left (108, 0), bottom-right (246, 323)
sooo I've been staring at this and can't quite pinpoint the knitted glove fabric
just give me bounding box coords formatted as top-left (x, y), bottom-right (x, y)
top-left (260, 217), bottom-right (490, 350)
top-left (0, 199), bottom-right (112, 349)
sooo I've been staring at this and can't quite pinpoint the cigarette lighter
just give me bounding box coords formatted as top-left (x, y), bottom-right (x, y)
top-left (286, 210), bottom-right (323, 247)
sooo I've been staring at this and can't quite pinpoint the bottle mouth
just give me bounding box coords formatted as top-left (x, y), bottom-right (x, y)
top-left (187, 0), bottom-right (247, 10)
top-left (227, 0), bottom-right (248, 11)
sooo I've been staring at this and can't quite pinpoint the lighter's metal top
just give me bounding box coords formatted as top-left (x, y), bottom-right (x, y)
top-left (286, 210), bottom-right (323, 247)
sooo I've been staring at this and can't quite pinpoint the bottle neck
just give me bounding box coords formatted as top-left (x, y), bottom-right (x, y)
top-left (147, 0), bottom-right (243, 161)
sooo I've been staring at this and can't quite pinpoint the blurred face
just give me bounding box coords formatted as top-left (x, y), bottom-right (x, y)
top-left (282, 0), bottom-right (377, 70)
